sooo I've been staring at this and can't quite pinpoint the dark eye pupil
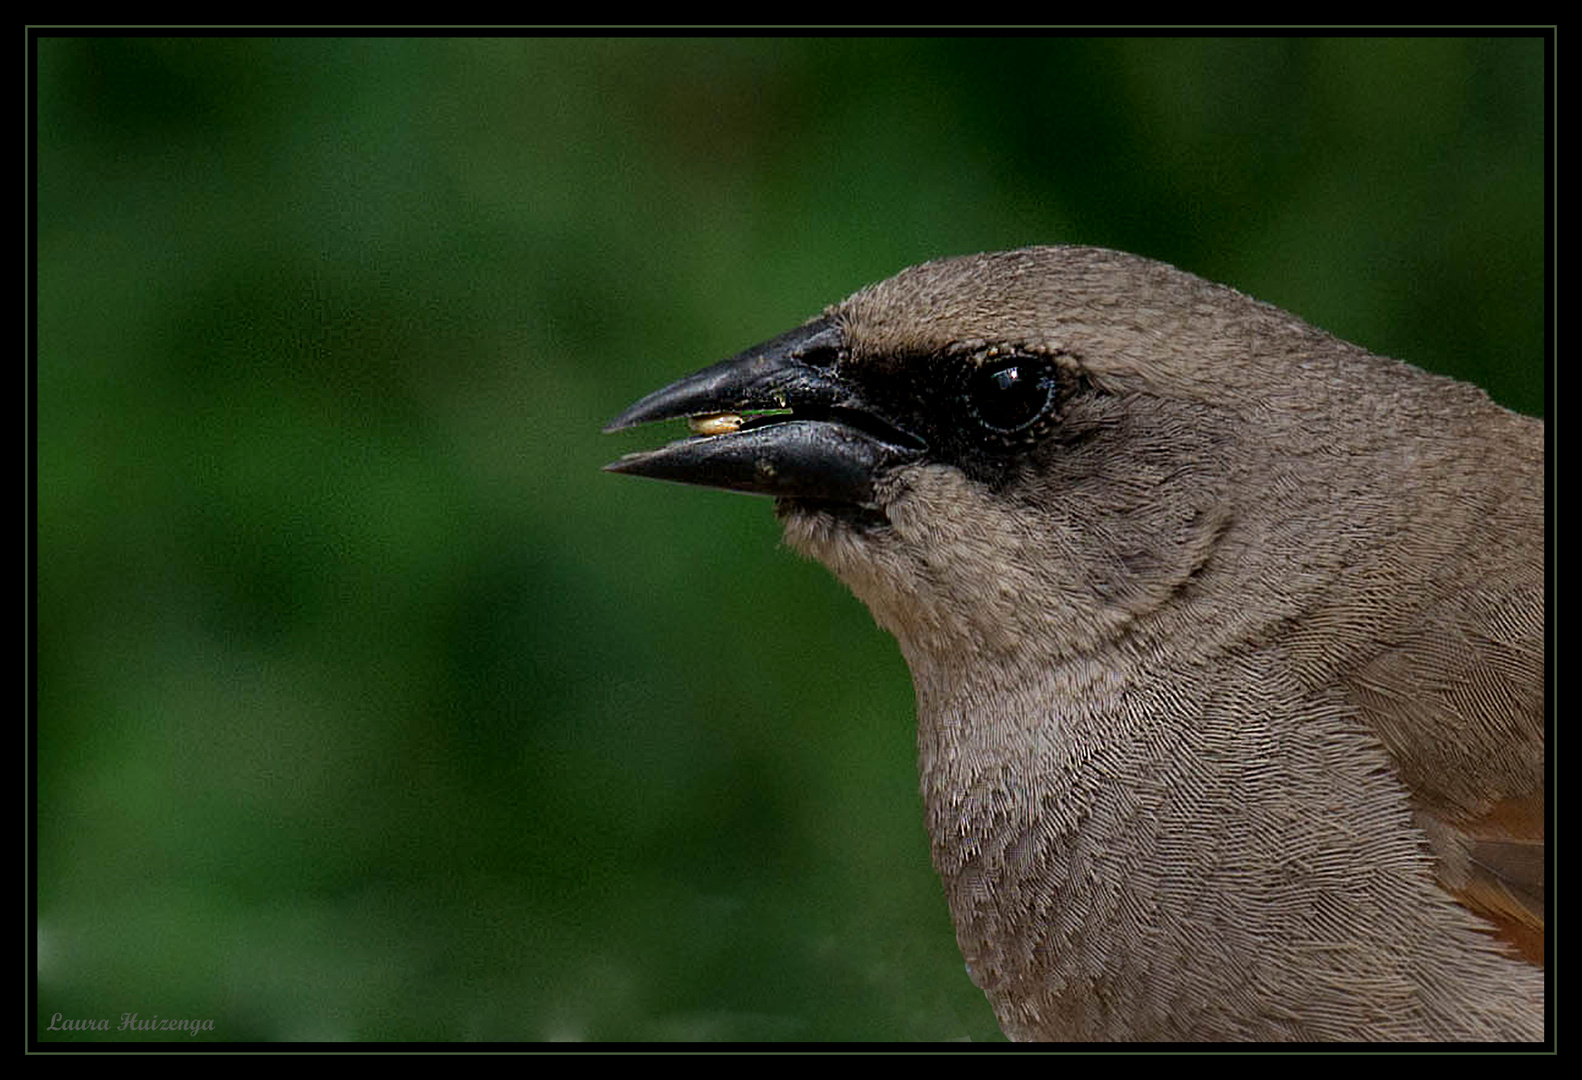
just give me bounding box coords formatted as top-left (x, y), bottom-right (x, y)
top-left (971, 360), bottom-right (1050, 433)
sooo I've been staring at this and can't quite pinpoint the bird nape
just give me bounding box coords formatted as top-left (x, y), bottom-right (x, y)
top-left (602, 246), bottom-right (1546, 1042)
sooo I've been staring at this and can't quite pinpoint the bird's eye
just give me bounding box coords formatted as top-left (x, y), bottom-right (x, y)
top-left (963, 356), bottom-right (1056, 436)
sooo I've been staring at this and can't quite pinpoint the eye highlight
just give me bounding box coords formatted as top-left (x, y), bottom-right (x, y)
top-left (961, 352), bottom-right (1058, 437)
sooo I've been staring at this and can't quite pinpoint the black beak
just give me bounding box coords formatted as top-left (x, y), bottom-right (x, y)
top-left (602, 316), bottom-right (923, 508)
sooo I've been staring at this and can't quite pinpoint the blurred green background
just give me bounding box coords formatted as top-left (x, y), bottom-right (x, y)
top-left (35, 36), bottom-right (1546, 1043)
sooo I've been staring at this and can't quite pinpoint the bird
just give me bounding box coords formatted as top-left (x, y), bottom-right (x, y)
top-left (601, 246), bottom-right (1546, 1042)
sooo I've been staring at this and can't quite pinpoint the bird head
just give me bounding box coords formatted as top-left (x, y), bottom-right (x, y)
top-left (604, 247), bottom-right (1384, 686)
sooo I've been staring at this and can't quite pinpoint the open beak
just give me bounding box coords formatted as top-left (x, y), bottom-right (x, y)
top-left (602, 315), bottom-right (923, 508)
